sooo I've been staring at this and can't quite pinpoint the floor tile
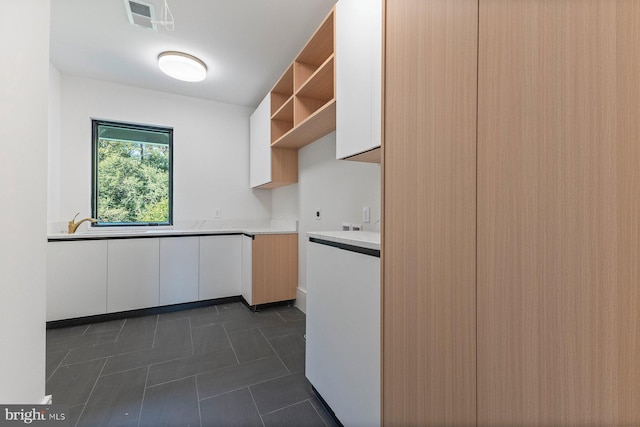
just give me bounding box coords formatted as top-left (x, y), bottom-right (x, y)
top-left (76, 367), bottom-right (147, 427)
top-left (310, 397), bottom-right (341, 427)
top-left (61, 337), bottom-right (153, 366)
top-left (188, 311), bottom-right (222, 328)
top-left (46, 350), bottom-right (68, 381)
top-left (224, 311), bottom-right (285, 334)
top-left (197, 356), bottom-right (288, 400)
top-left (275, 306), bottom-right (306, 322)
top-left (67, 404), bottom-right (85, 427)
top-left (84, 319), bottom-right (125, 335)
top-left (116, 315), bottom-right (158, 344)
top-left (191, 323), bottom-right (230, 354)
top-left (101, 344), bottom-right (192, 376)
top-left (153, 317), bottom-right (191, 349)
top-left (157, 306), bottom-right (205, 323)
top-left (46, 325), bottom-right (89, 341)
top-left (199, 387), bottom-right (263, 427)
top-left (262, 400), bottom-right (326, 427)
top-left (146, 348), bottom-right (237, 387)
top-left (268, 334), bottom-right (305, 373)
top-left (46, 358), bottom-right (106, 406)
top-left (139, 377), bottom-right (200, 427)
top-left (250, 372), bottom-right (315, 415)
top-left (260, 319), bottom-right (305, 339)
top-left (46, 329), bottom-right (120, 354)
top-left (217, 301), bottom-right (246, 313)
top-left (228, 328), bottom-right (274, 363)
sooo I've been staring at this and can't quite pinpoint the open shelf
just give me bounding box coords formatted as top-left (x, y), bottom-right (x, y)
top-left (267, 8), bottom-right (336, 151)
top-left (297, 9), bottom-right (334, 69)
top-left (271, 96), bottom-right (294, 122)
top-left (271, 65), bottom-right (294, 116)
top-left (296, 55), bottom-right (334, 101)
top-left (271, 98), bottom-right (336, 149)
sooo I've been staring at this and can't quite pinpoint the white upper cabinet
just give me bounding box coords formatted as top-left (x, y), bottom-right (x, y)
top-left (335, 0), bottom-right (383, 160)
top-left (250, 93), bottom-right (272, 188)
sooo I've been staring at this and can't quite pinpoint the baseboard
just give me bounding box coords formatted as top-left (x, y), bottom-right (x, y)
top-left (46, 296), bottom-right (242, 329)
top-left (295, 287), bottom-right (306, 314)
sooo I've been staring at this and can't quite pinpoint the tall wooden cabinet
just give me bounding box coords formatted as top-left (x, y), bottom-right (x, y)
top-left (383, 0), bottom-right (640, 425)
top-left (476, 1), bottom-right (640, 425)
top-left (383, 0), bottom-right (478, 425)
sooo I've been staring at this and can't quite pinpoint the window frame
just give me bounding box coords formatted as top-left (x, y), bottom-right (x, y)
top-left (91, 119), bottom-right (174, 227)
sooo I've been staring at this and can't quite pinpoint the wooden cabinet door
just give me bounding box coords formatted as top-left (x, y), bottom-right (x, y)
top-left (251, 234), bottom-right (297, 305)
top-left (477, 1), bottom-right (640, 424)
top-left (383, 0), bottom-right (478, 425)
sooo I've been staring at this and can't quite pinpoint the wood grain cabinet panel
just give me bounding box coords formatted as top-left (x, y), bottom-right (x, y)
top-left (251, 234), bottom-right (298, 306)
top-left (382, 0), bottom-right (478, 425)
top-left (477, 1), bottom-right (640, 425)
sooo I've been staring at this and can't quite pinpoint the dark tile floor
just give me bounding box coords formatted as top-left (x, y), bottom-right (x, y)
top-left (46, 302), bottom-right (338, 427)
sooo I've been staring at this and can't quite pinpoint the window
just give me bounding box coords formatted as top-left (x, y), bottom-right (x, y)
top-left (92, 120), bottom-right (173, 226)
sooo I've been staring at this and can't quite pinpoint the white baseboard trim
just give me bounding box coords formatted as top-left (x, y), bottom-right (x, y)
top-left (41, 395), bottom-right (52, 405)
top-left (295, 287), bottom-right (306, 314)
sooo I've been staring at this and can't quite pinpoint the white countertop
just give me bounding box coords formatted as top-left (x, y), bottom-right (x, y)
top-left (307, 231), bottom-right (380, 251)
top-left (48, 220), bottom-right (298, 240)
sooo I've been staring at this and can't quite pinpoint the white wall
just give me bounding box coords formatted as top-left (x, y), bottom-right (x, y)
top-left (50, 75), bottom-right (271, 225)
top-left (272, 132), bottom-right (381, 311)
top-left (48, 65), bottom-right (61, 222)
top-left (0, 0), bottom-right (50, 403)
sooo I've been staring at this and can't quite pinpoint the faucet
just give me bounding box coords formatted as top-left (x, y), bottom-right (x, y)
top-left (68, 213), bottom-right (98, 234)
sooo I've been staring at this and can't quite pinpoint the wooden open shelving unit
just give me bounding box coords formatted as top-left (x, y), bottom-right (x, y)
top-left (270, 8), bottom-right (336, 150)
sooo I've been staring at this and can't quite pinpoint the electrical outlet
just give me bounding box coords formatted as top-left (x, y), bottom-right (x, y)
top-left (351, 223), bottom-right (362, 231)
top-left (363, 206), bottom-right (371, 223)
top-left (315, 209), bottom-right (322, 220)
top-left (214, 209), bottom-right (221, 218)
top-left (342, 223), bottom-right (351, 231)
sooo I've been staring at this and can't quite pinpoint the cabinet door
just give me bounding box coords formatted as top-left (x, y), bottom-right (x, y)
top-left (241, 235), bottom-right (253, 305)
top-left (335, 0), bottom-right (382, 160)
top-left (251, 234), bottom-right (297, 305)
top-left (250, 93), bottom-right (272, 188)
top-left (159, 237), bottom-right (199, 305)
top-left (306, 241), bottom-right (380, 426)
top-left (47, 241), bottom-right (107, 321)
top-left (199, 235), bottom-right (242, 300)
top-left (477, 1), bottom-right (640, 424)
top-left (107, 239), bottom-right (160, 313)
top-left (383, 0), bottom-right (478, 425)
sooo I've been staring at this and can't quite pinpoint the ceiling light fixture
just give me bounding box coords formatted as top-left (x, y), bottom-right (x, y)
top-left (158, 51), bottom-right (207, 82)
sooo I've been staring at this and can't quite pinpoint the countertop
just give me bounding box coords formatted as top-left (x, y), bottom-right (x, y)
top-left (307, 231), bottom-right (380, 251)
top-left (48, 220), bottom-right (298, 241)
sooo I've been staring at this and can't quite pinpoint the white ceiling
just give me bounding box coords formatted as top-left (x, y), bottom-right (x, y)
top-left (50, 0), bottom-right (336, 107)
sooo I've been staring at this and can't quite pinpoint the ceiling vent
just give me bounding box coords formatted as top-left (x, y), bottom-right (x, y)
top-left (124, 0), bottom-right (157, 30)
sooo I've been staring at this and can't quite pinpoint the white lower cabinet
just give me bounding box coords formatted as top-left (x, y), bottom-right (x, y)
top-left (159, 237), bottom-right (199, 305)
top-left (47, 241), bottom-right (108, 322)
top-left (306, 240), bottom-right (380, 426)
top-left (47, 234), bottom-right (247, 321)
top-left (199, 235), bottom-right (242, 300)
top-left (107, 238), bottom-right (160, 313)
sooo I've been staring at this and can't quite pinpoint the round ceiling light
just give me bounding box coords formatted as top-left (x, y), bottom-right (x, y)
top-left (158, 51), bottom-right (207, 82)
